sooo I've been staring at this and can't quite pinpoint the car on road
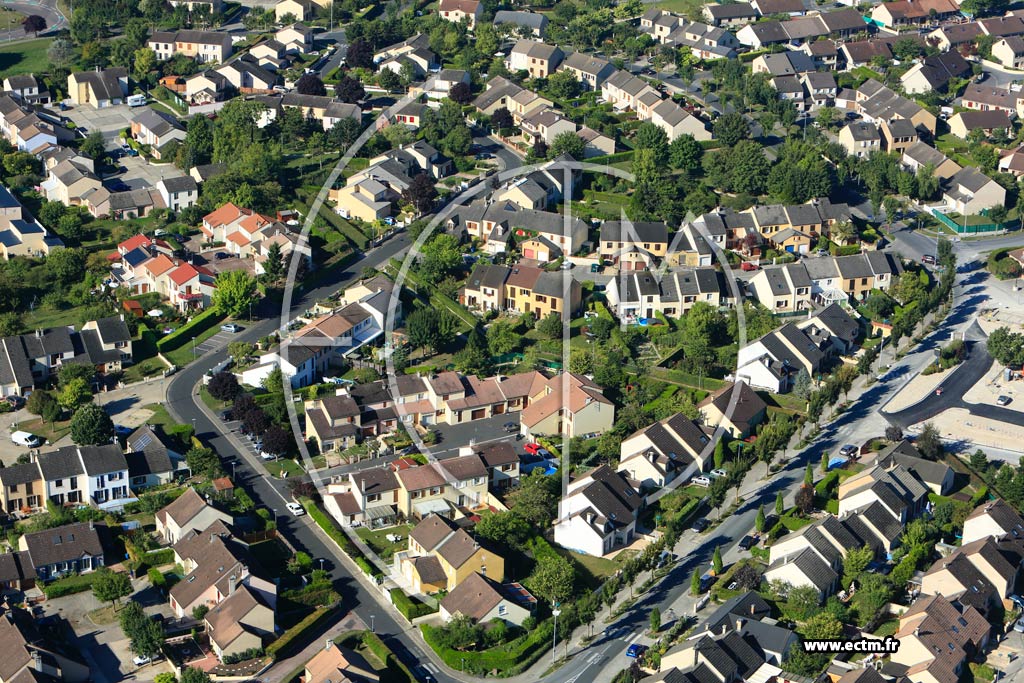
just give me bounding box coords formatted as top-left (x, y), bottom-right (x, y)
top-left (738, 535), bottom-right (757, 550)
top-left (503, 421), bottom-right (518, 433)
top-left (220, 323), bottom-right (241, 333)
top-left (11, 431), bottom-right (41, 447)
top-left (286, 502), bottom-right (305, 516)
top-left (626, 644), bottom-right (647, 658)
top-left (998, 395), bottom-right (1012, 406)
top-left (691, 518), bottom-right (710, 532)
top-left (839, 444), bottom-right (858, 458)
top-left (1015, 618), bottom-right (1024, 633)
top-left (474, 152), bottom-right (493, 160)
top-left (935, 387), bottom-right (944, 396)
top-left (524, 442), bottom-right (551, 457)
top-left (922, 254), bottom-right (937, 265)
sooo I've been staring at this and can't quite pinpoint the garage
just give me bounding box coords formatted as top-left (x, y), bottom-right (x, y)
top-left (471, 408), bottom-right (486, 420)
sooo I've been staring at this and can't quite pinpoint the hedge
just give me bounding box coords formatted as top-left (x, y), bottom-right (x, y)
top-left (391, 588), bottom-right (438, 621)
top-left (362, 631), bottom-right (416, 683)
top-left (266, 604), bottom-right (339, 658)
top-left (157, 308), bottom-right (225, 353)
top-left (299, 497), bottom-right (383, 578)
top-left (43, 572), bottom-right (97, 598)
top-left (421, 618), bottom-right (554, 676)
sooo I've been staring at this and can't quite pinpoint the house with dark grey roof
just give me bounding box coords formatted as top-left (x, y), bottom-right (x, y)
top-left (702, 1), bottom-right (759, 27)
top-left (77, 444), bottom-right (132, 511)
top-left (157, 175), bottom-right (199, 212)
top-left (923, 536), bottom-right (1019, 605)
top-left (67, 68), bottom-right (128, 108)
top-left (607, 267), bottom-right (727, 321)
top-left (554, 465), bottom-right (643, 556)
top-left (963, 499), bottom-right (1024, 545)
top-left (618, 411), bottom-right (709, 490)
top-left (670, 591), bottom-right (797, 668)
top-left (494, 10), bottom-right (548, 37)
top-left (125, 424), bottom-right (178, 489)
top-left (876, 440), bottom-right (953, 495)
top-left (0, 462), bottom-right (44, 516)
top-left (78, 315), bottom-right (133, 373)
top-left (697, 381), bottom-right (767, 439)
top-left (797, 303), bottom-right (861, 356)
top-left (439, 572), bottom-right (534, 626)
top-left (764, 546), bottom-right (839, 601)
top-left (732, 323), bottom-right (824, 392)
top-left (18, 521), bottom-right (106, 581)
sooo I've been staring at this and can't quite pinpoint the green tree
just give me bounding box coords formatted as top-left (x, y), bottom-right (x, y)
top-left (119, 601), bottom-right (164, 658)
top-left (820, 452), bottom-right (829, 474)
top-left (47, 248), bottom-right (87, 285)
top-left (180, 668), bottom-right (212, 683)
top-left (649, 607), bottom-right (661, 633)
top-left (526, 553), bottom-right (574, 604)
top-left (668, 134), bottom-right (702, 171)
top-left (132, 47), bottom-right (155, 80)
top-left (634, 122), bottom-right (669, 165)
top-left (474, 511), bottom-right (532, 548)
top-left (712, 112), bottom-right (749, 147)
top-left (417, 234), bottom-right (461, 282)
top-left (755, 505), bottom-right (765, 533)
top-left (792, 369), bottom-right (811, 400)
top-left (487, 320), bottom-right (521, 355)
top-left (690, 568), bottom-right (702, 595)
top-left (92, 567), bottom-right (132, 607)
top-left (712, 545), bottom-right (723, 573)
top-left (916, 422), bottom-right (943, 460)
top-left (211, 270), bottom-right (258, 318)
top-left (803, 612), bottom-right (843, 640)
top-left (787, 585), bottom-right (820, 619)
top-left (546, 69), bottom-right (581, 99)
top-left (537, 312), bottom-right (563, 339)
top-left (154, 674), bottom-right (177, 683)
top-left (549, 130), bottom-right (586, 159)
top-left (804, 463), bottom-right (813, 486)
top-left (843, 544), bottom-right (874, 578)
top-left (57, 377), bottom-right (92, 410)
top-left (81, 131), bottom-right (106, 159)
top-left (70, 403), bottom-right (114, 445)
top-left (186, 446), bottom-right (223, 479)
top-left (511, 470), bottom-right (558, 527)
top-left (27, 389), bottom-right (59, 421)
top-left (970, 449), bottom-right (988, 472)
top-left (713, 439), bottom-right (726, 469)
top-left (406, 309), bottom-right (442, 356)
top-left (775, 491), bottom-right (784, 517)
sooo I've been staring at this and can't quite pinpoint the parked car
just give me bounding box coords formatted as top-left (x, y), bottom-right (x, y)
top-left (691, 518), bottom-right (710, 532)
top-left (286, 502), bottom-right (305, 516)
top-left (260, 451), bottom-right (276, 460)
top-left (839, 444), bottom-right (858, 458)
top-left (221, 323), bottom-right (241, 333)
top-left (4, 395), bottom-right (25, 409)
top-left (524, 443), bottom-right (551, 457)
top-left (709, 468), bottom-right (728, 479)
top-left (626, 644), bottom-right (647, 658)
top-left (690, 475), bottom-right (711, 488)
top-left (1015, 618), bottom-right (1024, 633)
top-left (132, 655), bottom-right (152, 667)
top-left (11, 431), bottom-right (41, 447)
top-left (922, 254), bottom-right (937, 265)
top-left (738, 535), bottom-right (757, 550)
top-left (997, 395), bottom-right (1012, 406)
top-left (503, 421), bottom-right (518, 433)
top-left (740, 261), bottom-right (759, 271)
top-left (114, 424), bottom-right (133, 437)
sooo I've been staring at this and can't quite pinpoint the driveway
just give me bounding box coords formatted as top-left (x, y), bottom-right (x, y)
top-left (198, 252), bottom-right (258, 276)
top-left (64, 104), bottom-right (137, 144)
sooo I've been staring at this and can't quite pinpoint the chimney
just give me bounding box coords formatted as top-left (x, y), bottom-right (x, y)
top-left (35, 329), bottom-right (42, 338)
top-left (360, 478), bottom-right (366, 493)
top-left (914, 627), bottom-right (920, 636)
top-left (228, 574), bottom-right (238, 596)
top-left (720, 624), bottom-right (727, 636)
top-left (325, 639), bottom-right (333, 651)
top-left (735, 618), bottom-right (745, 632)
top-left (31, 651), bottom-right (41, 671)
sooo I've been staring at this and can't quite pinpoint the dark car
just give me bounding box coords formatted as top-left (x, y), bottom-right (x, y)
top-left (218, 409), bottom-right (233, 421)
top-left (4, 395), bottom-right (25, 409)
top-left (839, 444), bottom-right (858, 458)
top-left (215, 252), bottom-right (230, 260)
top-left (691, 518), bottom-right (710, 533)
top-left (503, 421), bottom-right (518, 433)
top-left (738, 535), bottom-right (757, 550)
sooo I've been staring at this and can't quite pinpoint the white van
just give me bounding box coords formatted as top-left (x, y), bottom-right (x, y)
top-left (11, 431), bottom-right (42, 447)
top-left (127, 94), bottom-right (147, 107)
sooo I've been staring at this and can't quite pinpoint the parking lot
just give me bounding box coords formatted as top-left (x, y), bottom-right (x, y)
top-left (194, 327), bottom-right (244, 356)
top-left (64, 103), bottom-right (137, 144)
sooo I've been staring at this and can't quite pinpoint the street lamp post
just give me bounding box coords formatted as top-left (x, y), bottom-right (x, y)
top-left (370, 614), bottom-right (375, 632)
top-left (319, 558), bottom-right (325, 571)
top-left (552, 604), bottom-right (561, 664)
top-left (192, 336), bottom-right (196, 359)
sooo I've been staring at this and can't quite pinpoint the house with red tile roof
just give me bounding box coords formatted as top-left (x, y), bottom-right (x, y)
top-left (520, 372), bottom-right (615, 439)
top-left (164, 262), bottom-right (217, 311)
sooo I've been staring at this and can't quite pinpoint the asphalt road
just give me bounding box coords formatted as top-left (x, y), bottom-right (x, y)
top-left (0, 0), bottom-right (66, 40)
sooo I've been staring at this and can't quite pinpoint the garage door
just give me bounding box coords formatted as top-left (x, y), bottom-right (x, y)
top-left (523, 248), bottom-right (535, 259)
top-left (471, 408), bottom-right (486, 420)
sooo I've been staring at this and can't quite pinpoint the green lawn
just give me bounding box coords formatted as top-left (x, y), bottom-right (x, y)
top-left (122, 357), bottom-right (167, 383)
top-left (0, 37), bottom-right (52, 80)
top-left (265, 458), bottom-right (305, 478)
top-left (14, 416), bottom-right (71, 445)
top-left (164, 320), bottom-right (224, 367)
top-left (563, 548), bottom-right (635, 586)
top-left (355, 524), bottom-right (414, 562)
top-left (198, 385), bottom-right (225, 412)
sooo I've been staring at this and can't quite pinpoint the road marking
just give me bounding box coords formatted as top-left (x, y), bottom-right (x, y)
top-left (627, 633), bottom-right (640, 644)
top-left (423, 664), bottom-right (438, 674)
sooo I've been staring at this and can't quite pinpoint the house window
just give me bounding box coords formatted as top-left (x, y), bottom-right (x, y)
top-left (54, 479), bottom-right (62, 488)
top-left (7, 485), bottom-right (16, 494)
top-left (367, 493), bottom-right (381, 503)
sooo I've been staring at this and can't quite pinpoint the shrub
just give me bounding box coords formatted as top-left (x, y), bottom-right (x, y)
top-left (43, 572), bottom-right (97, 598)
top-left (391, 588), bottom-right (438, 621)
top-left (148, 567), bottom-right (166, 588)
top-left (266, 605), bottom-right (337, 658)
top-left (192, 605), bottom-right (209, 620)
top-left (222, 647), bottom-right (264, 664)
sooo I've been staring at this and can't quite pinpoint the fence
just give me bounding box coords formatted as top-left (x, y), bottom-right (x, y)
top-left (931, 210), bottom-right (1014, 235)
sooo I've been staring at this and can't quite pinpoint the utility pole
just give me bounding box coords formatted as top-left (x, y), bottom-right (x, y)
top-left (552, 603), bottom-right (561, 664)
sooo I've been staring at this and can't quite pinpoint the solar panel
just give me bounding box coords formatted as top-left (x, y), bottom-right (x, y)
top-left (133, 433), bottom-right (152, 450)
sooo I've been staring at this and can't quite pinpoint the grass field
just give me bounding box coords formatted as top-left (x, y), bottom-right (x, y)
top-left (0, 37), bottom-right (52, 80)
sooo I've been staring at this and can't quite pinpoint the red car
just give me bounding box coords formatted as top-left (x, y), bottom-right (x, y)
top-left (740, 261), bottom-right (759, 271)
top-left (524, 443), bottom-right (552, 457)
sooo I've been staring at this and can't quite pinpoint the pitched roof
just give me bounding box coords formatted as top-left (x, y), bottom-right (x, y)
top-left (22, 522), bottom-right (104, 570)
top-left (409, 513), bottom-right (458, 551)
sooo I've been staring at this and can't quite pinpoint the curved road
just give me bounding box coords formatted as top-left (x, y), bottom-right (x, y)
top-left (0, 0), bottom-right (66, 41)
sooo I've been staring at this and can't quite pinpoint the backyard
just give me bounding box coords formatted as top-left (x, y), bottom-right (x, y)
top-left (355, 523), bottom-right (414, 562)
